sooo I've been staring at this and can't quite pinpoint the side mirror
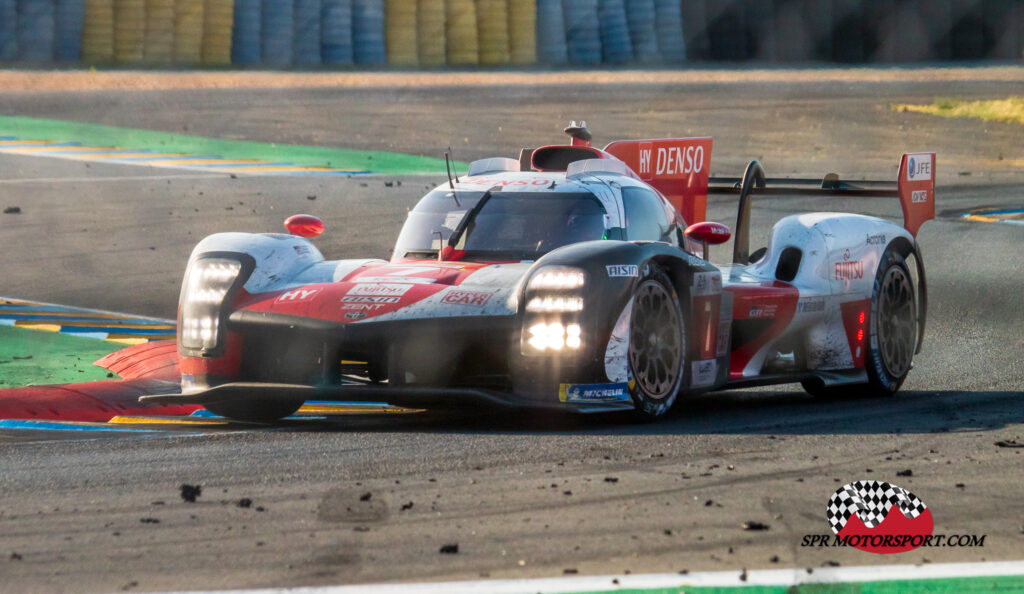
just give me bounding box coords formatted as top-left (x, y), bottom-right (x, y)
top-left (284, 214), bottom-right (325, 238)
top-left (684, 222), bottom-right (731, 261)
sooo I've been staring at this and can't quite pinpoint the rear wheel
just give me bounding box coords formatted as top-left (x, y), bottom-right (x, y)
top-left (803, 247), bottom-right (917, 399)
top-left (203, 397), bottom-right (304, 422)
top-left (628, 264), bottom-right (686, 420)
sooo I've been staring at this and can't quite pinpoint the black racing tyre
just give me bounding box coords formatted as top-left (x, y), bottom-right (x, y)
top-left (627, 263), bottom-right (687, 420)
top-left (803, 247), bottom-right (917, 399)
top-left (203, 397), bottom-right (304, 423)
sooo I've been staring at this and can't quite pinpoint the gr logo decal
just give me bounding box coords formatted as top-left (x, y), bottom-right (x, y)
top-left (826, 480), bottom-right (932, 554)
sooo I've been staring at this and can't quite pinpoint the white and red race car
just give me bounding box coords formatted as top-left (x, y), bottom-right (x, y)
top-left (144, 123), bottom-right (935, 421)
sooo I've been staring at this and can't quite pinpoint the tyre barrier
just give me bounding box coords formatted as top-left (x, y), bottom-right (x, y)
top-left (203, 0), bottom-right (234, 65)
top-left (18, 0), bottom-right (55, 62)
top-left (261, 0), bottom-right (292, 66)
top-left (293, 0), bottom-right (322, 64)
top-left (3, 1), bottom-right (1020, 68)
top-left (321, 0), bottom-right (353, 64)
top-left (230, 0), bottom-right (260, 63)
top-left (476, 0), bottom-right (509, 65)
top-left (446, 0), bottom-right (478, 64)
top-left (597, 0), bottom-right (631, 64)
top-left (55, 0), bottom-right (86, 62)
top-left (507, 0), bottom-right (535, 64)
top-left (353, 0), bottom-right (385, 64)
top-left (654, 0), bottom-right (684, 63)
top-left (143, 0), bottom-right (174, 63)
top-left (536, 0), bottom-right (568, 64)
top-left (564, 0), bottom-right (601, 65)
top-left (625, 0), bottom-right (659, 63)
top-left (81, 0), bottom-right (113, 62)
top-left (386, 0), bottom-right (417, 65)
top-left (415, 0), bottom-right (444, 66)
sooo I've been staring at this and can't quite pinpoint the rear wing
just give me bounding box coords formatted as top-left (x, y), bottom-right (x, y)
top-left (707, 152), bottom-right (935, 263)
top-left (604, 137), bottom-right (713, 227)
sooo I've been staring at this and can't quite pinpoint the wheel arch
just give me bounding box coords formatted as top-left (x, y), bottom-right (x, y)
top-left (885, 236), bottom-right (928, 355)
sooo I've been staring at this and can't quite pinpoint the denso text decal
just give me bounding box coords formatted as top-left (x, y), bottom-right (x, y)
top-left (346, 283), bottom-right (413, 297)
top-left (441, 290), bottom-right (492, 306)
top-left (654, 145), bottom-right (704, 176)
top-left (911, 190), bottom-right (928, 203)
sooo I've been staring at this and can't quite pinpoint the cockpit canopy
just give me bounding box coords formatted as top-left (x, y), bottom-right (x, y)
top-left (394, 189), bottom-right (612, 261)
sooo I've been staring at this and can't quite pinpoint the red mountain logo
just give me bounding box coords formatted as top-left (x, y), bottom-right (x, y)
top-left (826, 480), bottom-right (933, 554)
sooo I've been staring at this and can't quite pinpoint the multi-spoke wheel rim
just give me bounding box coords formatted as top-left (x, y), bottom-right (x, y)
top-left (628, 280), bottom-right (683, 400)
top-left (877, 266), bottom-right (916, 378)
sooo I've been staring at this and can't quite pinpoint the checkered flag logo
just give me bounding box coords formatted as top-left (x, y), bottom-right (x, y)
top-left (826, 480), bottom-right (928, 534)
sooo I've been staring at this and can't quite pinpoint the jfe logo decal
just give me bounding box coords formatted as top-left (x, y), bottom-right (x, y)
top-left (826, 480), bottom-right (933, 554)
top-left (906, 154), bottom-right (932, 181)
top-left (441, 290), bottom-right (492, 307)
top-left (607, 265), bottom-right (639, 277)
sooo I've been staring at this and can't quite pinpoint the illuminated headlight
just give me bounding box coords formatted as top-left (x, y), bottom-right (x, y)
top-left (179, 258), bottom-right (242, 351)
top-left (528, 322), bottom-right (582, 351)
top-left (527, 267), bottom-right (585, 290)
top-left (526, 295), bottom-right (584, 313)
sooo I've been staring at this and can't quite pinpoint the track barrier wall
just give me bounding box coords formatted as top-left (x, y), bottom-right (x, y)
top-left (0, 0), bottom-right (1019, 66)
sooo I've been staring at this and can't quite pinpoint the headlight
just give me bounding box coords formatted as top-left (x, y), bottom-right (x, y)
top-left (179, 258), bottom-right (242, 352)
top-left (527, 322), bottom-right (582, 351)
top-left (527, 267), bottom-right (586, 290)
top-left (526, 296), bottom-right (584, 313)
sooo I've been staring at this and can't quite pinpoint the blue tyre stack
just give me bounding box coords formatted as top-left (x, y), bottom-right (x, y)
top-left (598, 0), bottom-right (632, 63)
top-left (293, 0), bottom-right (322, 64)
top-left (563, 0), bottom-right (601, 65)
top-left (262, 0), bottom-right (295, 65)
top-left (321, 0), bottom-right (353, 64)
top-left (352, 0), bottom-right (385, 64)
top-left (0, 0), bottom-right (17, 61)
top-left (654, 0), bottom-right (685, 62)
top-left (54, 0), bottom-right (85, 62)
top-left (536, 0), bottom-right (568, 64)
top-left (17, 0), bottom-right (56, 62)
top-left (232, 0), bottom-right (262, 64)
top-left (625, 0), bottom-right (659, 62)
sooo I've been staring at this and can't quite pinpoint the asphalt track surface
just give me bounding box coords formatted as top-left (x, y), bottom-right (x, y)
top-left (0, 71), bottom-right (1022, 592)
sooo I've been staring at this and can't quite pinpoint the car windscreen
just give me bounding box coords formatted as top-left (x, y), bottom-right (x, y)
top-left (394, 190), bottom-right (607, 260)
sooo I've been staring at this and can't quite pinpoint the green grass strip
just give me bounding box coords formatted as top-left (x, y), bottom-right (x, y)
top-left (892, 96), bottom-right (1024, 125)
top-left (597, 574), bottom-right (1024, 594)
top-left (0, 325), bottom-right (123, 387)
top-left (0, 114), bottom-right (463, 175)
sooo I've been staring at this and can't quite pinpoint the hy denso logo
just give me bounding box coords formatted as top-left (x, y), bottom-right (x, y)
top-left (638, 144), bottom-right (705, 177)
top-left (276, 289), bottom-right (319, 302)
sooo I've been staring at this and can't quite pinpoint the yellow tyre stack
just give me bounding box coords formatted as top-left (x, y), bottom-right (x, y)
top-left (476, 0), bottom-right (509, 65)
top-left (174, 0), bottom-right (205, 64)
top-left (202, 0), bottom-right (233, 65)
top-left (82, 0), bottom-right (114, 62)
top-left (113, 0), bottom-right (145, 62)
top-left (416, 0), bottom-right (445, 66)
top-left (507, 0), bottom-right (535, 64)
top-left (445, 0), bottom-right (477, 64)
top-left (143, 0), bottom-right (175, 63)
top-left (386, 0), bottom-right (418, 65)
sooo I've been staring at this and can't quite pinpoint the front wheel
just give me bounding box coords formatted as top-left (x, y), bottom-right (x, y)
top-left (628, 264), bottom-right (687, 420)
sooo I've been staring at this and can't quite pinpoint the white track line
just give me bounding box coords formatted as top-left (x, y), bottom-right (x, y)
top-left (0, 174), bottom-right (226, 184)
top-left (172, 560), bottom-right (1024, 594)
